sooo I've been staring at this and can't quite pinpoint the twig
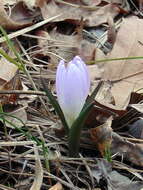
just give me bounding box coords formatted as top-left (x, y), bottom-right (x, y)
top-left (0, 90), bottom-right (46, 96)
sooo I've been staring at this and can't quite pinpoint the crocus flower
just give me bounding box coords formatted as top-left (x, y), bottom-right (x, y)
top-left (56, 56), bottom-right (90, 127)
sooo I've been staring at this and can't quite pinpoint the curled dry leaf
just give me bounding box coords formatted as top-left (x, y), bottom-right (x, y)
top-left (0, 1), bottom-right (33, 30)
top-left (18, 0), bottom-right (37, 10)
top-left (90, 117), bottom-right (113, 156)
top-left (35, 29), bottom-right (96, 63)
top-left (39, 1), bottom-right (120, 27)
top-left (82, 0), bottom-right (102, 6)
top-left (85, 81), bottom-right (127, 128)
top-left (48, 182), bottom-right (63, 190)
top-left (130, 104), bottom-right (143, 113)
top-left (0, 47), bottom-right (22, 105)
top-left (2, 0), bottom-right (16, 5)
top-left (103, 16), bottom-right (143, 109)
top-left (107, 15), bottom-right (116, 45)
top-left (112, 132), bottom-right (143, 166)
top-left (78, 39), bottom-right (96, 62)
top-left (36, 29), bottom-right (78, 63)
top-left (91, 159), bottom-right (143, 190)
top-left (128, 118), bottom-right (143, 139)
top-left (0, 52), bottom-right (18, 83)
top-left (4, 105), bottom-right (27, 129)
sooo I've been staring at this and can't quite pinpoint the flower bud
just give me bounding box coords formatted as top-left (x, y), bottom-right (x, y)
top-left (56, 56), bottom-right (90, 127)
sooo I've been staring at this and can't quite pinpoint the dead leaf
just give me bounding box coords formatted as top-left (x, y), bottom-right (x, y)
top-left (36, 29), bottom-right (78, 63)
top-left (85, 81), bottom-right (127, 128)
top-left (48, 182), bottom-right (63, 190)
top-left (39, 1), bottom-right (120, 27)
top-left (86, 4), bottom-right (120, 27)
top-left (88, 65), bottom-right (103, 81)
top-left (130, 104), bottom-right (143, 113)
top-left (107, 15), bottom-right (116, 45)
top-left (128, 117), bottom-right (143, 139)
top-left (4, 105), bottom-right (27, 128)
top-left (2, 0), bottom-right (16, 5)
top-left (35, 28), bottom-right (96, 64)
top-left (103, 16), bottom-right (143, 108)
top-left (90, 117), bottom-right (113, 156)
top-left (129, 92), bottom-right (143, 104)
top-left (0, 51), bottom-right (18, 83)
top-left (19, 0), bottom-right (37, 10)
top-left (112, 132), bottom-right (143, 166)
top-left (82, 0), bottom-right (102, 6)
top-left (78, 39), bottom-right (96, 61)
top-left (91, 159), bottom-right (143, 190)
top-left (0, 46), bottom-right (24, 104)
top-left (0, 43), bottom-right (24, 104)
top-left (0, 1), bottom-right (33, 30)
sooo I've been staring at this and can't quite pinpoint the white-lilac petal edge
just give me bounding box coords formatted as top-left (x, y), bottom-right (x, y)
top-left (56, 56), bottom-right (90, 127)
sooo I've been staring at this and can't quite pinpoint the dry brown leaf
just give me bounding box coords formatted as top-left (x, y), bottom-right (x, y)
top-left (107, 15), bottom-right (116, 45)
top-left (112, 132), bottom-right (143, 166)
top-left (88, 65), bottom-right (103, 82)
top-left (86, 4), bottom-right (120, 27)
top-left (2, 0), bottom-right (16, 5)
top-left (128, 118), bottom-right (143, 139)
top-left (35, 29), bottom-right (96, 63)
top-left (0, 51), bottom-right (18, 83)
top-left (0, 47), bottom-right (23, 104)
top-left (130, 104), bottom-right (143, 113)
top-left (91, 159), bottom-right (143, 190)
top-left (78, 39), bottom-right (96, 61)
top-left (39, 1), bottom-right (120, 27)
top-left (88, 48), bottom-right (106, 81)
top-left (48, 182), bottom-right (63, 190)
top-left (103, 16), bottom-right (143, 108)
top-left (82, 0), bottom-right (102, 6)
top-left (0, 1), bottom-right (33, 30)
top-left (90, 117), bottom-right (113, 156)
top-left (4, 106), bottom-right (27, 128)
top-left (85, 81), bottom-right (127, 128)
top-left (19, 0), bottom-right (37, 10)
top-left (36, 29), bottom-right (78, 62)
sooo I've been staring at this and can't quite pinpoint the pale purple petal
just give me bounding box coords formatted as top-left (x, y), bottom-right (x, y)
top-left (56, 56), bottom-right (90, 127)
top-left (56, 60), bottom-right (66, 104)
top-left (62, 63), bottom-right (86, 126)
top-left (72, 56), bottom-right (90, 95)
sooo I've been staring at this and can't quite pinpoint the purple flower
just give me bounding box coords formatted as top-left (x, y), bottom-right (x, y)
top-left (56, 56), bottom-right (90, 127)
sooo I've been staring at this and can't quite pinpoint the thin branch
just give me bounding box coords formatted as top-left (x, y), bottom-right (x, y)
top-left (0, 90), bottom-right (46, 96)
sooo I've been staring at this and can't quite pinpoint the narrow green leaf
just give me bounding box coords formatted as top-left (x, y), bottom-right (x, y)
top-left (86, 80), bottom-right (103, 105)
top-left (0, 26), bottom-right (25, 71)
top-left (0, 48), bottom-right (21, 69)
top-left (69, 102), bottom-right (94, 157)
top-left (41, 78), bottom-right (69, 134)
top-left (0, 27), bottom-right (21, 61)
top-left (87, 56), bottom-right (143, 65)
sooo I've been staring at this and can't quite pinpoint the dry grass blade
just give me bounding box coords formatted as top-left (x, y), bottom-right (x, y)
top-left (48, 182), bottom-right (63, 190)
top-left (30, 144), bottom-right (43, 190)
top-left (0, 90), bottom-right (46, 96)
top-left (0, 14), bottom-right (62, 43)
top-left (0, 141), bottom-right (43, 190)
top-left (0, 184), bottom-right (16, 190)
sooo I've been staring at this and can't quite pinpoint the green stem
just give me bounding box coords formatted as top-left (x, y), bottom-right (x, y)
top-left (41, 141), bottom-right (50, 172)
top-left (0, 105), bottom-right (8, 138)
top-left (68, 103), bottom-right (93, 157)
top-left (87, 56), bottom-right (143, 65)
